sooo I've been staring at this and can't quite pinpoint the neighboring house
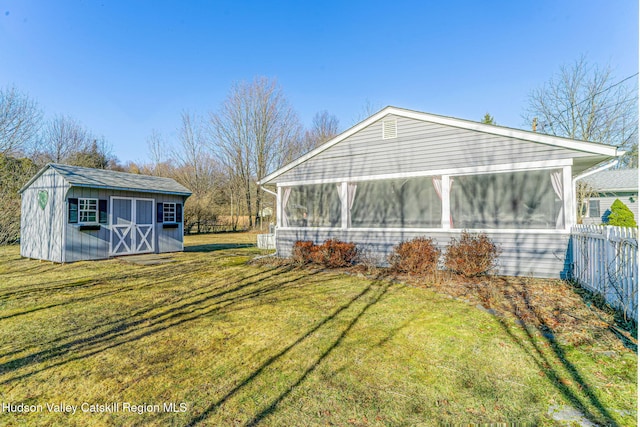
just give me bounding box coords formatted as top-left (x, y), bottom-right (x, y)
top-left (578, 168), bottom-right (639, 225)
top-left (258, 106), bottom-right (621, 278)
top-left (19, 164), bottom-right (192, 262)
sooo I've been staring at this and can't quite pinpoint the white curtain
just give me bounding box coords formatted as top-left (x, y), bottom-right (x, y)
top-left (347, 183), bottom-right (357, 210)
top-left (281, 187), bottom-right (292, 227)
top-left (432, 176), bottom-right (442, 199)
top-left (337, 183), bottom-right (358, 227)
top-left (432, 176), bottom-right (454, 228)
top-left (550, 170), bottom-right (564, 229)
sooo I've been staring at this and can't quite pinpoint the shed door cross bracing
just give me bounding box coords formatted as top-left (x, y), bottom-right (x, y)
top-left (109, 197), bottom-right (155, 256)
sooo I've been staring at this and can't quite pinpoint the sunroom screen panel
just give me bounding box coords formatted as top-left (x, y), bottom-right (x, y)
top-left (351, 176), bottom-right (441, 228)
top-left (450, 169), bottom-right (561, 229)
top-left (284, 184), bottom-right (341, 227)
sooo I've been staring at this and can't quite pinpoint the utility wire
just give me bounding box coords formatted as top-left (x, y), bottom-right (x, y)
top-left (538, 72), bottom-right (639, 134)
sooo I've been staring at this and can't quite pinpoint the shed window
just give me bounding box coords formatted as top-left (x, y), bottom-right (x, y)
top-left (79, 198), bottom-right (98, 223)
top-left (164, 203), bottom-right (177, 223)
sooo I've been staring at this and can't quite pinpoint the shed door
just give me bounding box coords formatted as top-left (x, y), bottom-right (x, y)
top-left (134, 199), bottom-right (154, 253)
top-left (110, 197), bottom-right (155, 256)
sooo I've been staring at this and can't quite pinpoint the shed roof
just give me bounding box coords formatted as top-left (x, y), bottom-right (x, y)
top-left (20, 164), bottom-right (193, 196)
top-left (579, 168), bottom-right (639, 192)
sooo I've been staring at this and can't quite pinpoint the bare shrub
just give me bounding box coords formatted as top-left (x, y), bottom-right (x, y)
top-left (292, 240), bottom-right (316, 265)
top-left (317, 239), bottom-right (359, 268)
top-left (292, 239), bottom-right (359, 268)
top-left (388, 237), bottom-right (440, 275)
top-left (444, 231), bottom-right (500, 277)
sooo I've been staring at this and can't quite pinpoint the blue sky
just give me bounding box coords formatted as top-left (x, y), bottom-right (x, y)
top-left (1, 1), bottom-right (637, 163)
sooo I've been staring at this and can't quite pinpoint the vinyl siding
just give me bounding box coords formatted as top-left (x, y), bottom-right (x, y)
top-left (273, 115), bottom-right (593, 184)
top-left (20, 169), bottom-right (70, 262)
top-left (583, 194), bottom-right (639, 225)
top-left (275, 229), bottom-right (571, 279)
top-left (64, 189), bottom-right (186, 262)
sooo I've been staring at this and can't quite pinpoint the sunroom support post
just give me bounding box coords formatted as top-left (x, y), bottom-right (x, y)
top-left (563, 166), bottom-right (573, 229)
top-left (276, 186), bottom-right (282, 228)
top-left (441, 175), bottom-right (451, 230)
top-left (341, 182), bottom-right (349, 230)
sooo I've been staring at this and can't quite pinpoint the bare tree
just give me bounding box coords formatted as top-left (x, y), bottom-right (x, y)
top-left (524, 56), bottom-right (638, 160)
top-left (301, 110), bottom-right (340, 152)
top-left (173, 111), bottom-right (221, 233)
top-left (354, 99), bottom-right (382, 123)
top-left (575, 181), bottom-right (599, 224)
top-left (0, 86), bottom-right (42, 155)
top-left (38, 115), bottom-right (90, 164)
top-left (209, 77), bottom-right (302, 228)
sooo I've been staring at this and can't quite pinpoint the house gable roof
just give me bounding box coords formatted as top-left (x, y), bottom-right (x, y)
top-left (580, 168), bottom-right (639, 192)
top-left (20, 164), bottom-right (193, 196)
top-left (258, 106), bottom-right (620, 185)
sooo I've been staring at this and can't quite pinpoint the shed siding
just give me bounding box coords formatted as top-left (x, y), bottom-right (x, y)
top-left (64, 189), bottom-right (186, 262)
top-left (274, 115), bottom-right (593, 184)
top-left (153, 193), bottom-right (185, 253)
top-left (275, 229), bottom-right (571, 279)
top-left (20, 169), bottom-right (69, 262)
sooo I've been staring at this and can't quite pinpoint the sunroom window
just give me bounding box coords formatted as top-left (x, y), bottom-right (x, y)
top-left (450, 169), bottom-right (563, 229)
top-left (283, 184), bottom-right (341, 227)
top-left (350, 176), bottom-right (441, 228)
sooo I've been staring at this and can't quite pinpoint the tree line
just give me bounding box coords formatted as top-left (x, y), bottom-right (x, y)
top-left (0, 77), bottom-right (340, 243)
top-left (1, 57), bottom-right (637, 244)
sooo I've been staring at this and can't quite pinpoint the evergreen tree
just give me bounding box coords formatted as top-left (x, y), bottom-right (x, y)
top-left (605, 199), bottom-right (637, 227)
top-left (481, 113), bottom-right (496, 125)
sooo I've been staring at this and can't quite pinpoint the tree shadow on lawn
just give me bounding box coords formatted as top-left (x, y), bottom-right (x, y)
top-left (0, 257), bottom-right (243, 335)
top-left (0, 265), bottom-right (275, 360)
top-left (186, 277), bottom-right (391, 427)
top-left (495, 287), bottom-right (622, 427)
top-left (0, 264), bottom-right (312, 385)
top-left (185, 243), bottom-right (256, 253)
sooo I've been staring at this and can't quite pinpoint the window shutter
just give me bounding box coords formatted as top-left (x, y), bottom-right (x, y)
top-left (68, 198), bottom-right (78, 223)
top-left (98, 200), bottom-right (108, 224)
top-left (157, 202), bottom-right (164, 223)
top-left (176, 203), bottom-right (183, 222)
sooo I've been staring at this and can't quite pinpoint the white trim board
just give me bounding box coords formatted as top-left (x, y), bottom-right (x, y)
top-left (277, 226), bottom-right (571, 235)
top-left (276, 159), bottom-right (573, 187)
top-left (259, 106), bottom-right (619, 185)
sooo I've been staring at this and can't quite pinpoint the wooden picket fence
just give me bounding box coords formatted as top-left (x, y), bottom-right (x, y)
top-left (571, 225), bottom-right (638, 322)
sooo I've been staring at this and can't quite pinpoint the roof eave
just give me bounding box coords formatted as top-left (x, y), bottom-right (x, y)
top-left (69, 183), bottom-right (192, 197)
top-left (18, 164), bottom-right (53, 194)
top-left (258, 106), bottom-right (620, 185)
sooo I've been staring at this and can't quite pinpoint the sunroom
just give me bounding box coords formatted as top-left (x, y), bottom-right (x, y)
top-left (260, 107), bottom-right (620, 278)
top-left (279, 167), bottom-right (569, 232)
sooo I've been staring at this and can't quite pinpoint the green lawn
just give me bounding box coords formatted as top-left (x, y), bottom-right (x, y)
top-left (0, 233), bottom-right (636, 426)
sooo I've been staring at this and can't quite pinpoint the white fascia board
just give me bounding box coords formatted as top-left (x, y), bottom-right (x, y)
top-left (258, 107), bottom-right (395, 185)
top-left (276, 158), bottom-right (573, 187)
top-left (18, 163), bottom-right (55, 193)
top-left (393, 108), bottom-right (620, 156)
top-left (259, 106), bottom-right (619, 185)
top-left (278, 226), bottom-right (570, 235)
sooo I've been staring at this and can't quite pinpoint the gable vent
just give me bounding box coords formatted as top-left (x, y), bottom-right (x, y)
top-left (382, 119), bottom-right (397, 139)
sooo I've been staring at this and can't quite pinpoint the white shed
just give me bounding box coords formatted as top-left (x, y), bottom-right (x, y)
top-left (19, 164), bottom-right (192, 262)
